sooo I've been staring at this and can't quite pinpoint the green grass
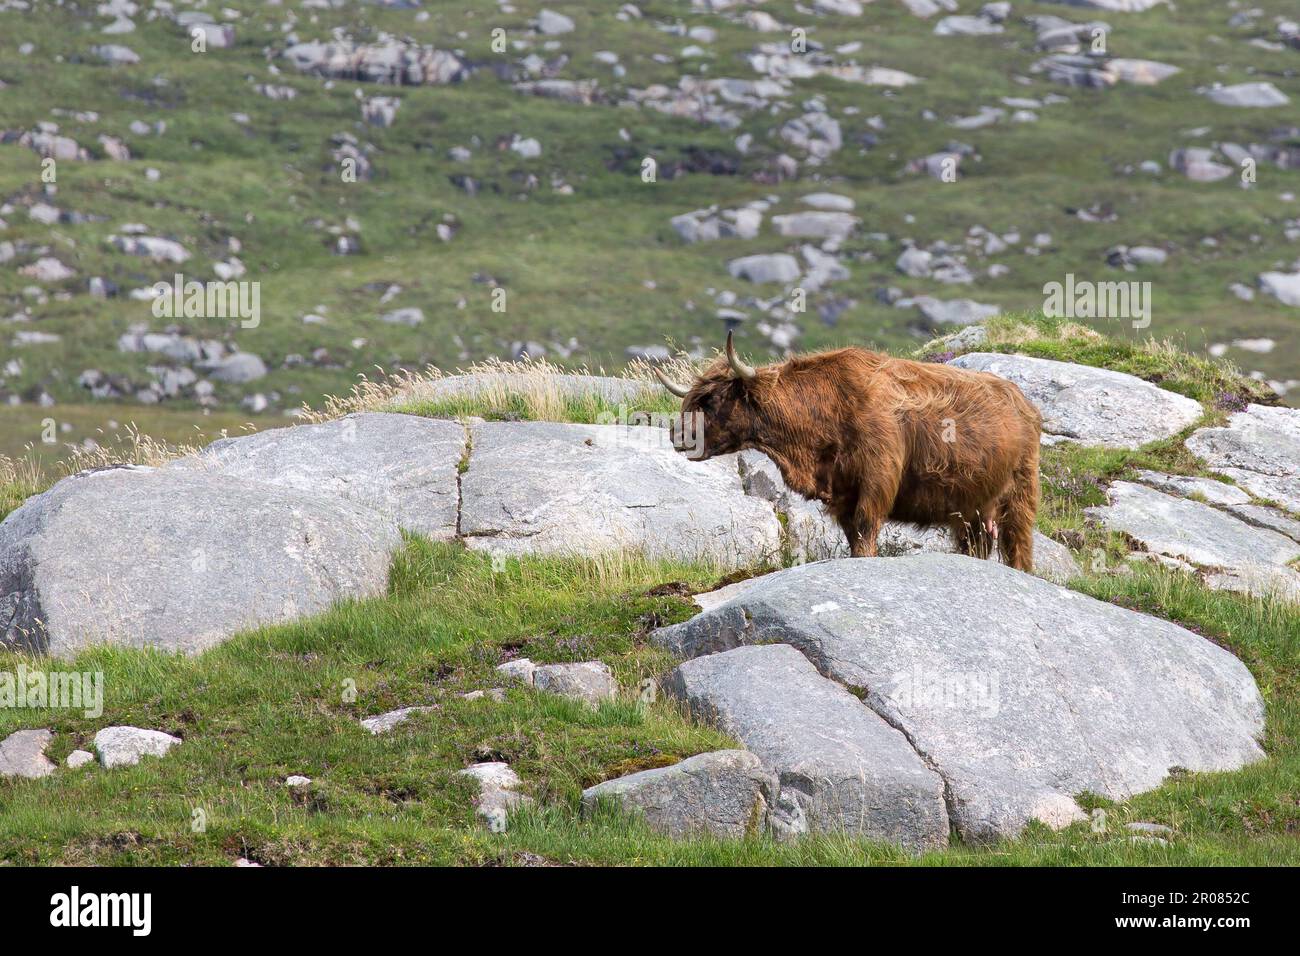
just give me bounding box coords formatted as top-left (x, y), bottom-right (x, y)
top-left (2, 532), bottom-right (1298, 866)
top-left (0, 540), bottom-right (734, 865)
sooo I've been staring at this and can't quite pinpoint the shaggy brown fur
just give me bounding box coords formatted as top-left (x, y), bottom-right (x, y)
top-left (664, 338), bottom-right (1042, 570)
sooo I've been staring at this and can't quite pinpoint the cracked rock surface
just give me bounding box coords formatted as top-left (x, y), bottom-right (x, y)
top-left (1087, 480), bottom-right (1300, 600)
top-left (653, 554), bottom-right (1265, 843)
top-left (459, 421), bottom-right (781, 567)
top-left (1186, 404), bottom-right (1300, 513)
top-left (664, 644), bottom-right (950, 849)
top-left (169, 413), bottom-right (465, 540)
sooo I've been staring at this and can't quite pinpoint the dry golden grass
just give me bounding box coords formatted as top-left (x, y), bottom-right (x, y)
top-left (1, 423), bottom-right (208, 516)
top-left (57, 422), bottom-right (204, 473)
top-left (299, 354), bottom-right (707, 425)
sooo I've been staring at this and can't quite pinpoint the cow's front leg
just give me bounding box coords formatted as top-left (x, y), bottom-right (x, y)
top-left (842, 467), bottom-right (903, 558)
top-left (846, 508), bottom-right (884, 557)
top-left (843, 492), bottom-right (892, 558)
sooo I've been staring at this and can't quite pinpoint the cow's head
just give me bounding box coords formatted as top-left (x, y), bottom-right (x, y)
top-left (653, 332), bottom-right (771, 459)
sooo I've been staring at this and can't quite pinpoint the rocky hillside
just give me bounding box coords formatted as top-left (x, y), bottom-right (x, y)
top-left (1, 317), bottom-right (1298, 865)
top-left (1, 0), bottom-right (1298, 469)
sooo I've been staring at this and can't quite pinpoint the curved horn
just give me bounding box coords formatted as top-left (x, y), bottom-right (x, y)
top-left (725, 331), bottom-right (757, 381)
top-left (653, 366), bottom-right (691, 398)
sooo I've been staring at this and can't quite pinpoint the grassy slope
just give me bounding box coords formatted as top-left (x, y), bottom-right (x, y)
top-left (1, 541), bottom-right (1296, 866)
top-left (2, 315), bottom-right (1299, 865)
top-left (0, 0), bottom-right (1297, 469)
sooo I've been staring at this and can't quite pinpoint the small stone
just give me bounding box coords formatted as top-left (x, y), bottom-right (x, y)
top-left (379, 307), bottom-right (425, 327)
top-left (800, 192), bottom-right (855, 211)
top-left (537, 9), bottom-right (575, 34)
top-left (461, 688), bottom-right (507, 702)
top-left (65, 749), bottom-right (95, 769)
top-left (361, 706), bottom-right (435, 735)
top-left (1203, 82), bottom-right (1289, 108)
top-left (285, 775), bottom-right (312, 787)
top-left (0, 729), bottom-right (57, 779)
top-left (727, 253), bottom-right (801, 284)
top-left (1127, 821), bottom-right (1174, 836)
top-left (92, 44), bottom-right (140, 65)
top-left (533, 661), bottom-right (618, 707)
top-left (19, 257), bottom-right (76, 282)
top-left (458, 762), bottom-right (533, 831)
top-left (93, 726), bottom-right (181, 768)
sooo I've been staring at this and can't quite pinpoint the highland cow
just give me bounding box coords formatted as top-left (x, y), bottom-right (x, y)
top-left (655, 333), bottom-right (1042, 570)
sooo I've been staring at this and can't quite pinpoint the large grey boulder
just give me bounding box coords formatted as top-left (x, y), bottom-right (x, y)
top-left (1186, 405), bottom-right (1300, 513)
top-left (459, 422), bottom-right (781, 568)
top-left (1022, 532), bottom-right (1083, 584)
top-left (1087, 481), bottom-right (1300, 600)
top-left (663, 644), bottom-right (950, 848)
top-left (169, 413), bottom-right (465, 539)
top-left (783, 496), bottom-right (1077, 581)
top-left (582, 750), bottom-right (778, 838)
top-left (0, 729), bottom-right (56, 779)
top-left (0, 466), bottom-right (400, 656)
top-left (654, 555), bottom-right (1265, 842)
top-left (950, 353), bottom-right (1203, 448)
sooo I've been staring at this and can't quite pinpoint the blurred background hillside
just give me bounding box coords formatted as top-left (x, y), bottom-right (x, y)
top-left (1, 0), bottom-right (1297, 471)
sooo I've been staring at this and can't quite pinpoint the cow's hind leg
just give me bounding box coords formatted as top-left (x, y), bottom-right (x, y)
top-left (998, 459), bottom-right (1039, 573)
top-left (949, 509), bottom-right (996, 560)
